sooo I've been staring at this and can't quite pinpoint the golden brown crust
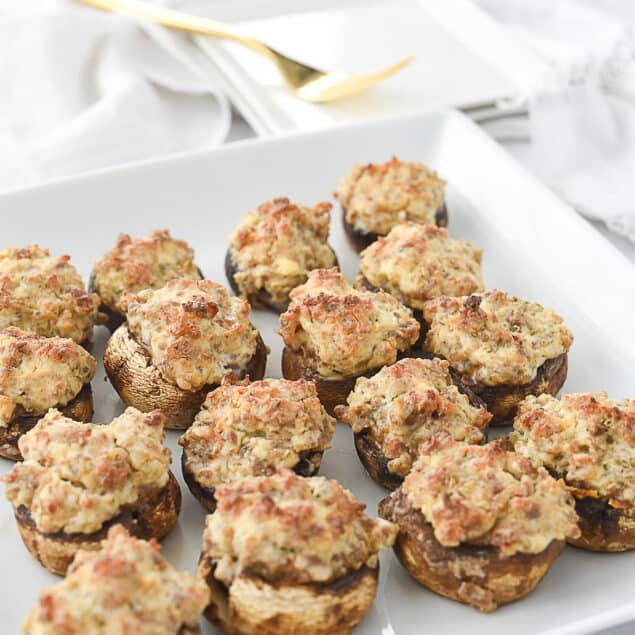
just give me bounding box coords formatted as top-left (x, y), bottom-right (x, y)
top-left (335, 157), bottom-right (447, 241)
top-left (336, 358), bottom-right (491, 486)
top-left (422, 291), bottom-right (573, 387)
top-left (398, 435), bottom-right (579, 557)
top-left (104, 325), bottom-right (267, 429)
top-left (512, 392), bottom-right (635, 551)
top-left (0, 384), bottom-right (93, 461)
top-left (226, 198), bottom-right (338, 311)
top-left (21, 525), bottom-right (208, 634)
top-left (225, 248), bottom-right (339, 313)
top-left (14, 471), bottom-right (181, 576)
top-left (199, 556), bottom-right (379, 635)
top-left (0, 245), bottom-right (103, 344)
top-left (88, 266), bottom-right (205, 333)
top-left (356, 223), bottom-right (483, 309)
top-left (342, 203), bottom-right (448, 252)
top-left (203, 470), bottom-right (396, 587)
top-left (179, 377), bottom-right (334, 509)
top-left (91, 229), bottom-right (201, 315)
top-left (197, 469), bottom-right (395, 634)
top-left (123, 278), bottom-right (260, 391)
top-left (278, 268), bottom-right (419, 380)
top-left (379, 490), bottom-right (566, 612)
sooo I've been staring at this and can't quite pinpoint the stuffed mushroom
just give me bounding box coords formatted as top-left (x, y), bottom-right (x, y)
top-left (335, 357), bottom-right (491, 489)
top-left (225, 198), bottom-right (338, 312)
top-left (354, 222), bottom-right (483, 342)
top-left (421, 290), bottom-right (573, 423)
top-left (0, 327), bottom-right (96, 461)
top-left (379, 434), bottom-right (580, 612)
top-left (278, 268), bottom-right (419, 415)
top-left (104, 277), bottom-right (267, 430)
top-left (2, 408), bottom-right (180, 576)
top-left (180, 375), bottom-right (335, 511)
top-left (335, 157), bottom-right (447, 252)
top-left (197, 469), bottom-right (397, 635)
top-left (21, 525), bottom-right (209, 635)
top-left (0, 245), bottom-right (103, 346)
top-left (512, 392), bottom-right (635, 552)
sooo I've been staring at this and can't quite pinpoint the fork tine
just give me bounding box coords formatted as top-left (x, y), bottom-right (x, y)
top-left (294, 57), bottom-right (414, 103)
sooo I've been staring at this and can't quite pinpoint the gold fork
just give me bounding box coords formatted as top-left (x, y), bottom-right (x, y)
top-left (77, 0), bottom-right (413, 103)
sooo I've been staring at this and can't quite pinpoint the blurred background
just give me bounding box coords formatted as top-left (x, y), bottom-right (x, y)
top-left (1, 0), bottom-right (633, 257)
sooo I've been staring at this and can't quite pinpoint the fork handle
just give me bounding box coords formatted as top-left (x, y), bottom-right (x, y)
top-left (77, 0), bottom-right (276, 61)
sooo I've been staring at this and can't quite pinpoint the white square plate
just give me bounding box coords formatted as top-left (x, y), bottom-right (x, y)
top-left (0, 110), bottom-right (633, 635)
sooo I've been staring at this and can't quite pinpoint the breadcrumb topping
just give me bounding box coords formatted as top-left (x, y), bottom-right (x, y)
top-left (335, 358), bottom-right (491, 477)
top-left (202, 469), bottom-right (397, 586)
top-left (22, 525), bottom-right (209, 635)
top-left (335, 157), bottom-right (445, 235)
top-left (124, 277), bottom-right (259, 391)
top-left (229, 198), bottom-right (337, 306)
top-left (357, 223), bottom-right (483, 309)
top-left (92, 229), bottom-right (201, 313)
top-left (278, 268), bottom-right (419, 379)
top-left (402, 434), bottom-right (580, 556)
top-left (3, 408), bottom-right (170, 534)
top-left (180, 376), bottom-right (334, 489)
top-left (422, 290), bottom-right (573, 386)
top-left (513, 392), bottom-right (635, 506)
top-left (0, 245), bottom-right (102, 343)
top-left (0, 327), bottom-right (95, 427)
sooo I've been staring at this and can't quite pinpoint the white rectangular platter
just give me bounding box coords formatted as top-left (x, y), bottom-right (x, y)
top-left (0, 110), bottom-right (634, 635)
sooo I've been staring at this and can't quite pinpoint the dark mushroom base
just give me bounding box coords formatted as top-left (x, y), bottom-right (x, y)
top-left (199, 555), bottom-right (379, 635)
top-left (14, 471), bottom-right (181, 576)
top-left (456, 353), bottom-right (569, 425)
top-left (568, 494), bottom-right (635, 552)
top-left (104, 325), bottom-right (267, 430)
top-left (181, 450), bottom-right (326, 513)
top-left (379, 490), bottom-right (565, 612)
top-left (0, 384), bottom-right (94, 462)
top-left (353, 432), bottom-right (404, 491)
top-left (281, 346), bottom-right (412, 417)
top-left (225, 248), bottom-right (339, 314)
top-left (342, 203), bottom-right (448, 253)
top-left (88, 268), bottom-right (205, 334)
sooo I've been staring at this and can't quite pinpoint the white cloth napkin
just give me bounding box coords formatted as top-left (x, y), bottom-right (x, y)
top-left (0, 0), bottom-right (231, 192)
top-left (478, 0), bottom-right (635, 243)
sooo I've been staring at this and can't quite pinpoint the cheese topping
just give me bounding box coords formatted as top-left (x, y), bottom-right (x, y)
top-left (180, 376), bottom-right (334, 489)
top-left (278, 268), bottom-right (419, 379)
top-left (22, 525), bottom-right (209, 635)
top-left (123, 278), bottom-right (259, 391)
top-left (335, 358), bottom-right (491, 477)
top-left (513, 392), bottom-right (635, 505)
top-left (3, 408), bottom-right (170, 534)
top-left (335, 157), bottom-right (446, 235)
top-left (202, 469), bottom-right (397, 586)
top-left (229, 198), bottom-right (337, 307)
top-left (92, 229), bottom-right (200, 313)
top-left (0, 327), bottom-right (96, 427)
top-left (0, 245), bottom-right (102, 343)
top-left (357, 223), bottom-right (484, 309)
top-left (402, 434), bottom-right (580, 556)
top-left (422, 290), bottom-right (573, 386)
